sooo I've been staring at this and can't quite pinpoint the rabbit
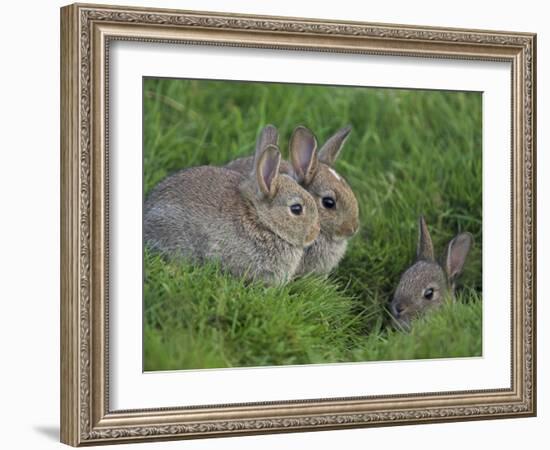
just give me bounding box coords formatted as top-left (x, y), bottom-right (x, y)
top-left (144, 129), bottom-right (320, 285)
top-left (390, 216), bottom-right (474, 330)
top-left (226, 125), bottom-right (359, 276)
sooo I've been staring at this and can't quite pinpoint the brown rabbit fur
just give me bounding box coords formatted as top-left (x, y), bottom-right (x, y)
top-left (226, 125), bottom-right (359, 276)
top-left (144, 137), bottom-right (320, 285)
top-left (390, 216), bottom-right (473, 330)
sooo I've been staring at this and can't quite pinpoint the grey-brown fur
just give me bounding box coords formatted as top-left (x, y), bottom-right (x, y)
top-left (390, 216), bottom-right (473, 330)
top-left (144, 135), bottom-right (320, 285)
top-left (226, 125), bottom-right (359, 276)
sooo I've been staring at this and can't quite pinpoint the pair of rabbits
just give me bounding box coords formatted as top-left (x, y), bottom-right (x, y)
top-left (144, 124), bottom-right (359, 285)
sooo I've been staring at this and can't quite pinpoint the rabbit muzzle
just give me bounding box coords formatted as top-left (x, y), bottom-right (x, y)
top-left (304, 222), bottom-right (321, 247)
top-left (340, 221), bottom-right (359, 237)
top-left (390, 299), bottom-right (410, 320)
top-left (390, 300), bottom-right (413, 331)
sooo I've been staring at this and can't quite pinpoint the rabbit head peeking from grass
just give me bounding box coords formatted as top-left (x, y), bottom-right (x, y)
top-left (390, 216), bottom-right (473, 330)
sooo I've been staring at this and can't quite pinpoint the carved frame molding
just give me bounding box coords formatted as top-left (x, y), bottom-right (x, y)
top-left (60, 3), bottom-right (536, 446)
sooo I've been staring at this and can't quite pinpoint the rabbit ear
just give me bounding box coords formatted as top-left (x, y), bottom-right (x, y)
top-left (318, 125), bottom-right (352, 166)
top-left (416, 216), bottom-right (435, 261)
top-left (444, 232), bottom-right (473, 282)
top-left (255, 124), bottom-right (279, 160)
top-left (289, 126), bottom-right (318, 185)
top-left (255, 145), bottom-right (281, 199)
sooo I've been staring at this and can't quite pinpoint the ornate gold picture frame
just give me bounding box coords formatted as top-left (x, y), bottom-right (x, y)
top-left (60, 2), bottom-right (536, 446)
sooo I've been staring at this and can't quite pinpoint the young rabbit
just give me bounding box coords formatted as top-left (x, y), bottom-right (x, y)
top-left (390, 216), bottom-right (474, 330)
top-left (226, 125), bottom-right (359, 276)
top-left (144, 131), bottom-right (320, 285)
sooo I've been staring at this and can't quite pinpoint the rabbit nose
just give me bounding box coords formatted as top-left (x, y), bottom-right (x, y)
top-left (391, 303), bottom-right (404, 318)
top-left (339, 221), bottom-right (359, 237)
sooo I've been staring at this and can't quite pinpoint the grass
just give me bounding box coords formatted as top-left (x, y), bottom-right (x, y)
top-left (143, 77), bottom-right (483, 371)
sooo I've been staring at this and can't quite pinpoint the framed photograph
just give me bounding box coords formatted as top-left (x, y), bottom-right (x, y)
top-left (60, 3), bottom-right (536, 446)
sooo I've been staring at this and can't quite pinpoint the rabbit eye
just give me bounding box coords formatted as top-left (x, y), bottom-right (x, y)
top-left (423, 288), bottom-right (434, 300)
top-left (322, 197), bottom-right (336, 209)
top-left (290, 204), bottom-right (303, 216)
